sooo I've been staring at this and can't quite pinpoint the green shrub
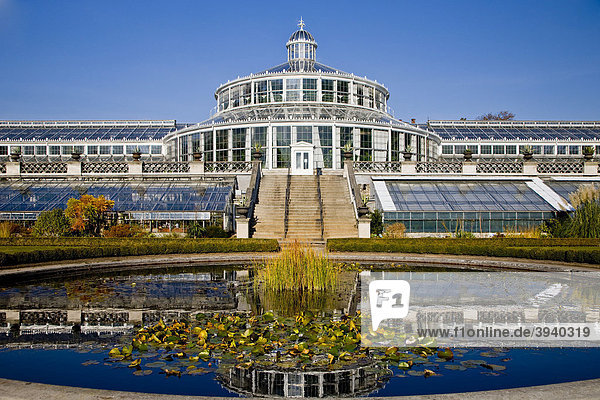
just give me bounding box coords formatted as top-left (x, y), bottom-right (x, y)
top-left (370, 209), bottom-right (383, 237)
top-left (327, 238), bottom-right (600, 264)
top-left (0, 238), bottom-right (279, 267)
top-left (204, 225), bottom-right (230, 238)
top-left (32, 209), bottom-right (71, 237)
top-left (187, 222), bottom-right (205, 238)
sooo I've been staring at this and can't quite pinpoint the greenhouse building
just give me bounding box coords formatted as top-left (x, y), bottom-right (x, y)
top-left (0, 21), bottom-right (598, 237)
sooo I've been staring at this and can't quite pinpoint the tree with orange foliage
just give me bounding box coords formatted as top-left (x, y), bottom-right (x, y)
top-left (65, 195), bottom-right (115, 236)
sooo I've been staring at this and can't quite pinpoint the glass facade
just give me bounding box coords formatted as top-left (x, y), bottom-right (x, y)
top-left (383, 211), bottom-right (554, 234)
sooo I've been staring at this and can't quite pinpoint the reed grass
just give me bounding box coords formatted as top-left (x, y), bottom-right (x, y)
top-left (255, 241), bottom-right (338, 292)
top-left (503, 225), bottom-right (543, 238)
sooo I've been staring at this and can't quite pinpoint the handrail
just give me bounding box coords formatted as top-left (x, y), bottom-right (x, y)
top-left (246, 159), bottom-right (262, 226)
top-left (345, 159), bottom-right (362, 221)
top-left (316, 173), bottom-right (324, 241)
top-left (283, 167), bottom-right (291, 238)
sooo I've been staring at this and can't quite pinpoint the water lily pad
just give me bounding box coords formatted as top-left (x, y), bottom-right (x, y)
top-left (81, 360), bottom-right (99, 366)
top-left (444, 364), bottom-right (467, 371)
top-left (483, 364), bottom-right (506, 371)
top-left (187, 367), bottom-right (210, 375)
top-left (133, 370), bottom-right (153, 376)
top-left (407, 370), bottom-right (425, 376)
top-left (480, 352), bottom-right (499, 358)
top-left (146, 361), bottom-right (167, 368)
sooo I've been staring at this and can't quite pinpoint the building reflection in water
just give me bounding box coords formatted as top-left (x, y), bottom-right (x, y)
top-left (218, 362), bottom-right (389, 398)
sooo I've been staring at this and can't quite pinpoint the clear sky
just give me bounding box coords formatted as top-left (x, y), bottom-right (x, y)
top-left (1, 0), bottom-right (599, 123)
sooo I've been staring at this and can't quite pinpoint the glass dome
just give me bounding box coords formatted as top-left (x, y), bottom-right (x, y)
top-left (286, 19), bottom-right (317, 72)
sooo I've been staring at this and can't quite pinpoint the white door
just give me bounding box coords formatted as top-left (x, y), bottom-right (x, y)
top-left (292, 150), bottom-right (312, 175)
top-left (290, 141), bottom-right (314, 175)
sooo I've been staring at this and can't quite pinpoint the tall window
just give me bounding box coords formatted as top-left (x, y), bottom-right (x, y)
top-left (303, 78), bottom-right (317, 101)
top-left (216, 129), bottom-right (228, 161)
top-left (204, 132), bottom-right (214, 162)
top-left (270, 79), bottom-right (283, 102)
top-left (232, 128), bottom-right (247, 161)
top-left (318, 126), bottom-right (333, 168)
top-left (322, 79), bottom-right (334, 102)
top-left (286, 79), bottom-right (301, 101)
top-left (241, 83), bottom-right (252, 105)
top-left (337, 81), bottom-right (349, 103)
top-left (340, 127), bottom-right (353, 148)
top-left (254, 80), bottom-right (268, 104)
top-left (273, 126), bottom-right (291, 168)
top-left (391, 130), bottom-right (402, 161)
top-left (359, 128), bottom-right (372, 161)
top-left (252, 127), bottom-right (267, 165)
top-left (218, 90), bottom-right (229, 111)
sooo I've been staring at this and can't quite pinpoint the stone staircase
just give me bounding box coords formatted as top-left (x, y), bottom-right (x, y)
top-left (252, 171), bottom-right (358, 240)
top-left (285, 176), bottom-right (322, 241)
top-left (252, 173), bottom-right (287, 239)
top-left (320, 174), bottom-right (358, 238)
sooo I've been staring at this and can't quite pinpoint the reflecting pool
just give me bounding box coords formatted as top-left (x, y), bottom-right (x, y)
top-left (0, 265), bottom-right (599, 397)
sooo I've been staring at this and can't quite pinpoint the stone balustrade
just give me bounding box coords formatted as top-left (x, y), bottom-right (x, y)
top-left (353, 159), bottom-right (599, 176)
top-left (0, 160), bottom-right (254, 178)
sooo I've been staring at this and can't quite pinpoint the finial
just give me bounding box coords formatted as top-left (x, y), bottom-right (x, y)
top-left (298, 17), bottom-right (305, 30)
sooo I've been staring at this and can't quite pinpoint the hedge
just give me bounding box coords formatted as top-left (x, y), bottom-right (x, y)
top-left (327, 238), bottom-right (600, 265)
top-left (0, 239), bottom-right (279, 267)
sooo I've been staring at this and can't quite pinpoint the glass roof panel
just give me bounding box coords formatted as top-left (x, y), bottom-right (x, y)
top-left (0, 182), bottom-right (233, 215)
top-left (385, 181), bottom-right (554, 212)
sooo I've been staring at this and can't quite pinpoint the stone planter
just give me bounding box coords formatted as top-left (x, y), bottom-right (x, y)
top-left (583, 152), bottom-right (594, 161)
top-left (236, 206), bottom-right (249, 217)
top-left (71, 152), bottom-right (81, 161)
top-left (403, 152), bottom-right (413, 161)
top-left (523, 152), bottom-right (533, 161)
top-left (9, 153), bottom-right (20, 162)
top-left (463, 150), bottom-right (473, 161)
top-left (252, 150), bottom-right (263, 161)
top-left (342, 150), bottom-right (353, 161)
top-left (193, 152), bottom-right (202, 161)
top-left (357, 206), bottom-right (369, 217)
top-left (132, 152), bottom-right (142, 161)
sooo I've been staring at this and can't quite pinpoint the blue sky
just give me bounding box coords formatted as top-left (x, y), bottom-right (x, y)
top-left (0, 0), bottom-right (599, 123)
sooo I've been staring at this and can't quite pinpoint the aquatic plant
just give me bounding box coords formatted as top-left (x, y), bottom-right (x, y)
top-left (255, 241), bottom-right (338, 292)
top-left (109, 312), bottom-right (510, 382)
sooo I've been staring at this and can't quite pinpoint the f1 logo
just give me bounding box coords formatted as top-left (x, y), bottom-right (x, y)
top-left (369, 280), bottom-right (410, 330)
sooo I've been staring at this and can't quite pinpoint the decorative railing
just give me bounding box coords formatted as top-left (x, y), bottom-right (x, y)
top-left (283, 168), bottom-right (291, 238)
top-left (537, 161), bottom-right (584, 174)
top-left (142, 162), bottom-right (190, 174)
top-left (20, 311), bottom-right (67, 326)
top-left (353, 161), bottom-right (402, 173)
top-left (82, 162), bottom-right (129, 174)
top-left (205, 161), bottom-right (252, 173)
top-left (82, 311), bottom-right (129, 326)
top-left (316, 173), bottom-right (325, 240)
top-left (476, 161), bottom-right (523, 174)
top-left (416, 161), bottom-right (462, 174)
top-left (20, 162), bottom-right (67, 174)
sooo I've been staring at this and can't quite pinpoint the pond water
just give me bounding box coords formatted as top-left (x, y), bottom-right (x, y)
top-left (0, 265), bottom-right (599, 397)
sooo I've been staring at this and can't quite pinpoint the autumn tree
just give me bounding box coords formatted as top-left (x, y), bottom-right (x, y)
top-left (477, 111), bottom-right (515, 121)
top-left (65, 195), bottom-right (115, 236)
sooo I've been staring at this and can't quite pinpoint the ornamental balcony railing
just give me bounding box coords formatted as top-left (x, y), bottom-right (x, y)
top-left (204, 161), bottom-right (252, 173)
top-left (1, 159), bottom-right (254, 178)
top-left (352, 159), bottom-right (599, 176)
